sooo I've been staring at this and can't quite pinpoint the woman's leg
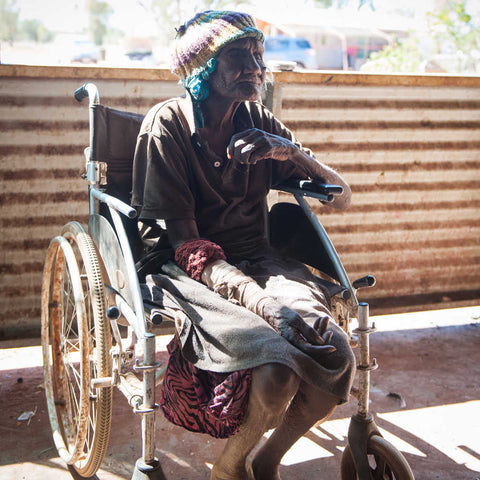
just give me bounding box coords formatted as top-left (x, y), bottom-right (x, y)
top-left (211, 363), bottom-right (300, 480)
top-left (250, 382), bottom-right (340, 480)
top-left (211, 258), bottom-right (354, 479)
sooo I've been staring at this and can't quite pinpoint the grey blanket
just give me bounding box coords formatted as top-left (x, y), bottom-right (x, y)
top-left (142, 255), bottom-right (355, 403)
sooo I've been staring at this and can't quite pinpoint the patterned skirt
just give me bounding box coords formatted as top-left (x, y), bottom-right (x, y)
top-left (160, 335), bottom-right (252, 438)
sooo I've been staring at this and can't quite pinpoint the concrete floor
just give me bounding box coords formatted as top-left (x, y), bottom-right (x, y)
top-left (0, 306), bottom-right (479, 480)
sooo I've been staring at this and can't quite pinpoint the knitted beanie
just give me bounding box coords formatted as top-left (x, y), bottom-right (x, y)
top-left (171, 10), bottom-right (264, 89)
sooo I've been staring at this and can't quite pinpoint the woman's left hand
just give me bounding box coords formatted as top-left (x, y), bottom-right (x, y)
top-left (261, 300), bottom-right (336, 361)
top-left (227, 128), bottom-right (295, 164)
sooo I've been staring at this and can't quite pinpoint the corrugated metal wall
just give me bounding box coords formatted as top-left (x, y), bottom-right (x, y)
top-left (272, 73), bottom-right (480, 313)
top-left (0, 66), bottom-right (184, 338)
top-left (1, 66), bottom-right (479, 338)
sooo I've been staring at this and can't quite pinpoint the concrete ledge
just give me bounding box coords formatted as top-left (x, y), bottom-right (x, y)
top-left (2, 63), bottom-right (480, 87)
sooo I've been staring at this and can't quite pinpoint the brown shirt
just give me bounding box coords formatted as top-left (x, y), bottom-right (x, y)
top-left (132, 94), bottom-right (313, 260)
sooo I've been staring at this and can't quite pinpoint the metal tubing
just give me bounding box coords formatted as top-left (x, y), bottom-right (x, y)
top-left (91, 187), bottom-right (137, 219)
top-left (118, 372), bottom-right (143, 410)
top-left (141, 333), bottom-right (157, 464)
top-left (86, 84), bottom-right (99, 156)
top-left (116, 295), bottom-right (146, 340)
top-left (358, 303), bottom-right (370, 365)
top-left (357, 303), bottom-right (371, 418)
top-left (83, 84), bottom-right (100, 216)
top-left (294, 194), bottom-right (358, 311)
top-left (108, 206), bottom-right (146, 329)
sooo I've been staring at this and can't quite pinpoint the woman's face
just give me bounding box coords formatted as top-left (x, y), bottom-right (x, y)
top-left (209, 37), bottom-right (267, 103)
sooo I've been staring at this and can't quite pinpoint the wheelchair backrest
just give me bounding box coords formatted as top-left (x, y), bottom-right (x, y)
top-left (92, 104), bottom-right (144, 204)
top-left (92, 104), bottom-right (145, 259)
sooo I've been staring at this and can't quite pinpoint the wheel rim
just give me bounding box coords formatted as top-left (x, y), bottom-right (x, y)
top-left (42, 237), bottom-right (90, 464)
top-left (369, 449), bottom-right (395, 479)
top-left (42, 223), bottom-right (112, 478)
top-left (341, 435), bottom-right (414, 480)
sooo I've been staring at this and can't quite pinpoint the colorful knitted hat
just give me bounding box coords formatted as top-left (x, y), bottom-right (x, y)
top-left (171, 11), bottom-right (264, 100)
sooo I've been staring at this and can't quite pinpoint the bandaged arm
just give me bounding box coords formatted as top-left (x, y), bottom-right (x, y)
top-left (201, 259), bottom-right (272, 317)
top-left (174, 236), bottom-right (334, 356)
top-left (174, 238), bottom-right (273, 316)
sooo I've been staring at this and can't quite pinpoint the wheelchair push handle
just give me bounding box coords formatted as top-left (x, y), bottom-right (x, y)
top-left (74, 83), bottom-right (100, 105)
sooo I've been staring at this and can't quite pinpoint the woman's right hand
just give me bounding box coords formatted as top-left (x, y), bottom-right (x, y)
top-left (261, 300), bottom-right (336, 361)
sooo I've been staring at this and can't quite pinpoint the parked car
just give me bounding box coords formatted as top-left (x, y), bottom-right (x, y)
top-left (123, 48), bottom-right (157, 66)
top-left (70, 38), bottom-right (100, 64)
top-left (263, 35), bottom-right (317, 70)
top-left (54, 34), bottom-right (100, 64)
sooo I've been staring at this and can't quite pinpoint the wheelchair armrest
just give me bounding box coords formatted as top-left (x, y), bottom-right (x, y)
top-left (274, 179), bottom-right (343, 203)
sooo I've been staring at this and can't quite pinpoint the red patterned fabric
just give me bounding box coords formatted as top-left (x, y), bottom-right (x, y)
top-left (160, 336), bottom-right (252, 438)
top-left (174, 238), bottom-right (226, 281)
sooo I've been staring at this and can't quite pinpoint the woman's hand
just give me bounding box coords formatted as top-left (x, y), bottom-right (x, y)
top-left (227, 127), bottom-right (352, 210)
top-left (262, 300), bottom-right (336, 360)
top-left (227, 128), bottom-right (294, 164)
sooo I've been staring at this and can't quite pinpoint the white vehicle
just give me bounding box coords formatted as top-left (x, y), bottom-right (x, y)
top-left (54, 34), bottom-right (100, 64)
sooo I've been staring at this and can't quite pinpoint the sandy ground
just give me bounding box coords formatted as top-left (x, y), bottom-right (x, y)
top-left (0, 306), bottom-right (479, 480)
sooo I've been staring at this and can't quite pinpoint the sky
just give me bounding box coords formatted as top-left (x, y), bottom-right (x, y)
top-left (14, 0), bottom-right (442, 37)
top-left (16, 0), bottom-right (156, 35)
top-left (6, 0), bottom-right (480, 70)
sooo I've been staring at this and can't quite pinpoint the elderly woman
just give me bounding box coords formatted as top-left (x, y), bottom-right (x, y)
top-left (132, 10), bottom-right (355, 480)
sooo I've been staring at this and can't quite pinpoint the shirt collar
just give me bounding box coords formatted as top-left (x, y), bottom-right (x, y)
top-left (179, 91), bottom-right (255, 138)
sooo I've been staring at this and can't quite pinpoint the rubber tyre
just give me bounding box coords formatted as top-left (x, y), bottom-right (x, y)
top-left (42, 222), bottom-right (112, 477)
top-left (341, 435), bottom-right (415, 480)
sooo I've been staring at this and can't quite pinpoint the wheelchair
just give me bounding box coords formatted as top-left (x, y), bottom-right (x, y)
top-left (41, 83), bottom-right (415, 480)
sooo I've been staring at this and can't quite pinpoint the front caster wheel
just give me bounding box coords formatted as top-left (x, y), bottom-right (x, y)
top-left (341, 435), bottom-right (414, 479)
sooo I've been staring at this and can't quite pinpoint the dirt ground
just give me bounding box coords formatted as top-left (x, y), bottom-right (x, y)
top-left (0, 306), bottom-right (479, 480)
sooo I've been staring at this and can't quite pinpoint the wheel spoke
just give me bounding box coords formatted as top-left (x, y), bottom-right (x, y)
top-left (65, 340), bottom-right (78, 354)
top-left (88, 404), bottom-right (96, 431)
top-left (68, 383), bottom-right (80, 423)
top-left (69, 363), bottom-right (82, 386)
top-left (63, 291), bottom-right (77, 341)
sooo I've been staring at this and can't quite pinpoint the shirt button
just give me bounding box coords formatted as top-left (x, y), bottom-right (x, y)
top-left (214, 161), bottom-right (221, 168)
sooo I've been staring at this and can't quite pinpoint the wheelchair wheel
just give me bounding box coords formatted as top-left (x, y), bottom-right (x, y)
top-left (42, 221), bottom-right (112, 477)
top-left (340, 435), bottom-right (414, 480)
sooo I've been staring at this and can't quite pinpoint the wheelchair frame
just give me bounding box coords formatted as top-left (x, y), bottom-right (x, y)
top-left (41, 83), bottom-right (414, 480)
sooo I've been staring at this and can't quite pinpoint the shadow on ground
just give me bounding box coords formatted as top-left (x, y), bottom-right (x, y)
top-left (0, 320), bottom-right (479, 480)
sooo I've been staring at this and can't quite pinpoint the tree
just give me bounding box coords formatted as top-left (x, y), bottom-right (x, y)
top-left (360, 37), bottom-right (424, 73)
top-left (314, 0), bottom-right (373, 9)
top-left (360, 0), bottom-right (480, 73)
top-left (427, 0), bottom-right (480, 72)
top-left (0, 0), bottom-right (19, 44)
top-left (137, 0), bottom-right (251, 45)
top-left (87, 0), bottom-right (113, 45)
top-left (18, 19), bottom-right (53, 43)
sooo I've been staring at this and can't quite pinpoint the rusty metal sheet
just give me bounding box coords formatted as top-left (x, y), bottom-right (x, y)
top-left (275, 79), bottom-right (480, 314)
top-left (0, 65), bottom-right (479, 338)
